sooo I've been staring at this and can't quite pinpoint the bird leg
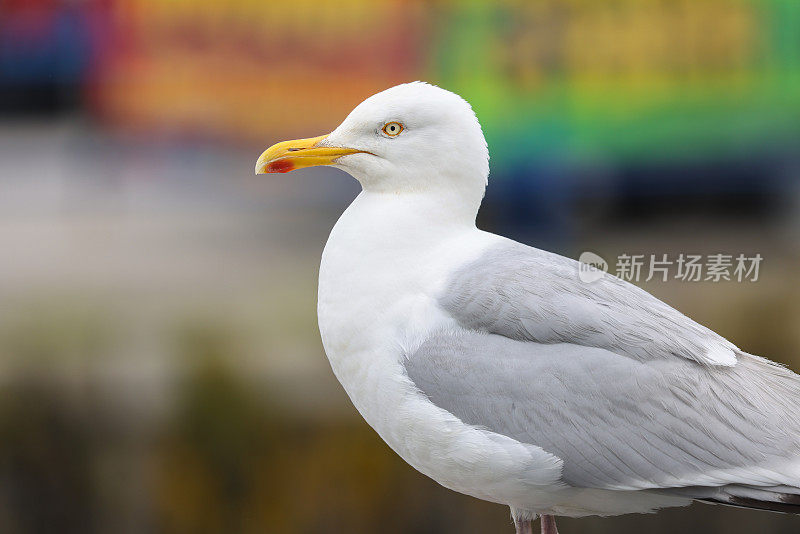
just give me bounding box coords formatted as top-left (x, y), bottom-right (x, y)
top-left (513, 517), bottom-right (533, 534)
top-left (540, 514), bottom-right (559, 534)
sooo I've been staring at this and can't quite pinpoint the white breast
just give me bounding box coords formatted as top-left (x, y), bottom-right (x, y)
top-left (316, 191), bottom-right (564, 507)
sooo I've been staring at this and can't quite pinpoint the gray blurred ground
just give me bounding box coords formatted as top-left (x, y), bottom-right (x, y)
top-left (0, 119), bottom-right (349, 406)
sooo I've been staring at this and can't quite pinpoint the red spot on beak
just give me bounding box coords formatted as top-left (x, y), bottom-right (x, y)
top-left (267, 159), bottom-right (295, 173)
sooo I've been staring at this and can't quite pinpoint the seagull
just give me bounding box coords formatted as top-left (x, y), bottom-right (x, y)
top-left (255, 82), bottom-right (800, 534)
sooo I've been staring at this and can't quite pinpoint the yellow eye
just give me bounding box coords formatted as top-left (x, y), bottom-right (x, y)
top-left (382, 121), bottom-right (404, 137)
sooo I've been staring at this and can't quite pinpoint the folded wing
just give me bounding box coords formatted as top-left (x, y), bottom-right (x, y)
top-left (404, 331), bottom-right (800, 495)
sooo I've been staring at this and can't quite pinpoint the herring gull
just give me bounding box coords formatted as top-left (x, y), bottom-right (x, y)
top-left (254, 82), bottom-right (800, 534)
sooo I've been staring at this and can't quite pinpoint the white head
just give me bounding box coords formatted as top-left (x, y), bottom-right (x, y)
top-left (255, 82), bottom-right (489, 217)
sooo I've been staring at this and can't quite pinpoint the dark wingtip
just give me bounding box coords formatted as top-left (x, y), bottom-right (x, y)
top-left (698, 496), bottom-right (800, 515)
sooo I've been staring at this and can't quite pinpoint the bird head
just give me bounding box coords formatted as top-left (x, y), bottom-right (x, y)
top-left (255, 82), bottom-right (489, 207)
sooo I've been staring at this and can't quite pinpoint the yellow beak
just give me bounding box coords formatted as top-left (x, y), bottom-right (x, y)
top-left (254, 134), bottom-right (365, 174)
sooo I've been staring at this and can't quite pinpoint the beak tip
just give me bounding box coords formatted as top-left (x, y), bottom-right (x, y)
top-left (255, 161), bottom-right (271, 175)
top-left (254, 159), bottom-right (267, 175)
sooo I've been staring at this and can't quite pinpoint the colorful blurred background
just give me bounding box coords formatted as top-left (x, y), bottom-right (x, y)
top-left (1, 0), bottom-right (799, 532)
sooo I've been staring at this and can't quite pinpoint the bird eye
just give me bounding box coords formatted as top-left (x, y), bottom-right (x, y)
top-left (381, 122), bottom-right (404, 137)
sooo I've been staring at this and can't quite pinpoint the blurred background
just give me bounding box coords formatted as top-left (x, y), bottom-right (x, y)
top-left (1, 0), bottom-right (799, 532)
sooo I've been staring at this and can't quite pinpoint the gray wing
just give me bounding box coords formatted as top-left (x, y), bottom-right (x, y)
top-left (440, 240), bottom-right (738, 366)
top-left (405, 330), bottom-right (800, 492)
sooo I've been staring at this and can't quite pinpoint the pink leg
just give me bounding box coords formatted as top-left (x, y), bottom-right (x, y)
top-left (514, 517), bottom-right (533, 534)
top-left (540, 514), bottom-right (559, 534)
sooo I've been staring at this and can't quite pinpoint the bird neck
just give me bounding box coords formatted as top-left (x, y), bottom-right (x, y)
top-left (319, 189), bottom-right (481, 315)
top-left (353, 165), bottom-right (487, 227)
top-left (338, 189), bottom-right (479, 243)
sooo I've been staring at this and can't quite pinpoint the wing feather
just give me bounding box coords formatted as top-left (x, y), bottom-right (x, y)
top-left (439, 240), bottom-right (737, 366)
